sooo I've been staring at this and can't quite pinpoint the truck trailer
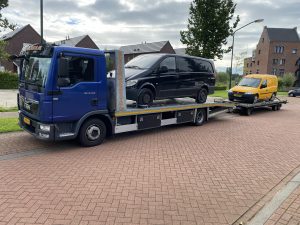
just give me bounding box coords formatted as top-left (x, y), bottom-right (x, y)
top-left (15, 44), bottom-right (234, 146)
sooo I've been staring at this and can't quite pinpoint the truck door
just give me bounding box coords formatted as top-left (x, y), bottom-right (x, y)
top-left (52, 53), bottom-right (101, 123)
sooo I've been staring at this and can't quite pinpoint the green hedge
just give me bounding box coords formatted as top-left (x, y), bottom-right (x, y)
top-left (0, 71), bottom-right (18, 89)
top-left (214, 86), bottom-right (227, 91)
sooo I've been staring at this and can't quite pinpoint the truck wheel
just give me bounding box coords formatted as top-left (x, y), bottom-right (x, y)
top-left (137, 88), bottom-right (154, 106)
top-left (194, 109), bottom-right (206, 126)
top-left (79, 118), bottom-right (106, 147)
top-left (196, 88), bottom-right (208, 104)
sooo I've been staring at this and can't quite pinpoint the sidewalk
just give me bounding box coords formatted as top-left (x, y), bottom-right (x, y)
top-left (0, 89), bottom-right (18, 108)
top-left (0, 111), bottom-right (18, 118)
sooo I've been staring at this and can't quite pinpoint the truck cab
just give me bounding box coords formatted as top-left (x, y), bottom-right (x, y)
top-left (18, 44), bottom-right (111, 143)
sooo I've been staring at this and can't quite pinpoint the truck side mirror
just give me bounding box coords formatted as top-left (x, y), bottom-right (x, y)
top-left (159, 66), bottom-right (168, 74)
top-left (57, 57), bottom-right (70, 87)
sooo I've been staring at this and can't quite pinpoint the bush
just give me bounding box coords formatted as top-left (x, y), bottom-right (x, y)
top-left (282, 73), bottom-right (296, 88)
top-left (0, 71), bottom-right (18, 89)
top-left (216, 72), bottom-right (229, 85)
top-left (215, 86), bottom-right (227, 90)
top-left (278, 77), bottom-right (284, 90)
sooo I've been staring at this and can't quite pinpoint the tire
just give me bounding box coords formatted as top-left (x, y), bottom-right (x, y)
top-left (196, 88), bottom-right (208, 104)
top-left (194, 109), bottom-right (207, 126)
top-left (289, 93), bottom-right (295, 97)
top-left (79, 118), bottom-right (106, 147)
top-left (246, 108), bottom-right (253, 116)
top-left (137, 88), bottom-right (154, 106)
top-left (270, 93), bottom-right (276, 101)
top-left (272, 105), bottom-right (278, 111)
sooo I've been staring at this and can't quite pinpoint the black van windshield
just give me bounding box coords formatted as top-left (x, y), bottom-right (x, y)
top-left (238, 78), bottom-right (261, 88)
top-left (125, 54), bottom-right (163, 69)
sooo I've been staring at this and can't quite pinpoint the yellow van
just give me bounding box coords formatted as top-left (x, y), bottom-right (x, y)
top-left (228, 74), bottom-right (278, 103)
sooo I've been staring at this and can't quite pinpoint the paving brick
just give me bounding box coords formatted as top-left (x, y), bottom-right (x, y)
top-left (0, 97), bottom-right (300, 225)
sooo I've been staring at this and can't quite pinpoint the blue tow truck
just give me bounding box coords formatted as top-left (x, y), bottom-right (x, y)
top-left (15, 44), bottom-right (234, 147)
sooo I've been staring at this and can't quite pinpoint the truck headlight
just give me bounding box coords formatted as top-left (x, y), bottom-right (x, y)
top-left (39, 124), bottom-right (51, 132)
top-left (228, 90), bottom-right (233, 93)
top-left (126, 80), bottom-right (138, 87)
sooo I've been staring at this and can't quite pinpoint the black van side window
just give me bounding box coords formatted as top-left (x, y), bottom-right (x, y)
top-left (194, 59), bottom-right (214, 73)
top-left (159, 57), bottom-right (176, 72)
top-left (177, 57), bottom-right (193, 72)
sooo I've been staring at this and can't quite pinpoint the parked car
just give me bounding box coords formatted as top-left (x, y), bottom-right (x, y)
top-left (228, 74), bottom-right (278, 103)
top-left (288, 88), bottom-right (300, 97)
top-left (124, 54), bottom-right (216, 105)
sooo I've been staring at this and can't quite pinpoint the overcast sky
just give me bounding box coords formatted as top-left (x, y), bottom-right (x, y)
top-left (2, 0), bottom-right (300, 72)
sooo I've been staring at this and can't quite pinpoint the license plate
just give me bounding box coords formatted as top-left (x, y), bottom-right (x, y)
top-left (23, 117), bottom-right (31, 125)
top-left (234, 94), bottom-right (242, 97)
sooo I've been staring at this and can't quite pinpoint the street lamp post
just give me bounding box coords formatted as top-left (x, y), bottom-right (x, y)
top-left (40, 0), bottom-right (44, 45)
top-left (229, 19), bottom-right (264, 89)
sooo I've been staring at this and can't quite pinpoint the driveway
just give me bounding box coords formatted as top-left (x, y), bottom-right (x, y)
top-left (0, 97), bottom-right (300, 225)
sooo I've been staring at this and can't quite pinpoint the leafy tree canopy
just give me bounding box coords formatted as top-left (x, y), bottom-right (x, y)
top-left (180, 0), bottom-right (240, 60)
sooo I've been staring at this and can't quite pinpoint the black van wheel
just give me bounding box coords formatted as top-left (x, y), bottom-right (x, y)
top-left (79, 118), bottom-right (106, 147)
top-left (137, 88), bottom-right (154, 106)
top-left (194, 109), bottom-right (207, 126)
top-left (196, 88), bottom-right (208, 104)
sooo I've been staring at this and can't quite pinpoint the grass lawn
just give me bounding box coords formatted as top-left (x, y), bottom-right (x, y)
top-left (0, 118), bottom-right (22, 133)
top-left (0, 106), bottom-right (18, 112)
top-left (210, 90), bottom-right (288, 99)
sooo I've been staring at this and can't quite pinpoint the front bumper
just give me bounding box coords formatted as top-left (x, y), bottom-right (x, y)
top-left (228, 92), bottom-right (256, 103)
top-left (19, 112), bottom-right (55, 141)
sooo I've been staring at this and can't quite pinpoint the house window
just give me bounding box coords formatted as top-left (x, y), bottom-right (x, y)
top-left (262, 38), bottom-right (264, 43)
top-left (257, 60), bottom-right (260, 65)
top-left (273, 59), bottom-right (278, 65)
top-left (272, 68), bottom-right (277, 75)
top-left (256, 69), bottom-right (259, 74)
top-left (247, 63), bottom-right (249, 67)
top-left (249, 70), bottom-right (252, 74)
top-left (250, 63), bottom-right (252, 67)
top-left (292, 49), bottom-right (297, 54)
top-left (258, 50), bottom-right (261, 54)
top-left (279, 59), bottom-right (286, 65)
top-left (274, 46), bottom-right (284, 53)
top-left (279, 69), bottom-right (285, 76)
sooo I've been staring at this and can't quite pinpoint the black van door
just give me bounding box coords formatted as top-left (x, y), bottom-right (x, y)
top-left (156, 56), bottom-right (178, 98)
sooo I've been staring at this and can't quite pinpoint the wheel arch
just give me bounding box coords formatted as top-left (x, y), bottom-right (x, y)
top-left (140, 83), bottom-right (157, 98)
top-left (75, 111), bottom-right (114, 138)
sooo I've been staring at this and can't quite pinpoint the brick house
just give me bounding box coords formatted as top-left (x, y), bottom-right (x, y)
top-left (244, 26), bottom-right (300, 78)
top-left (120, 41), bottom-right (175, 64)
top-left (54, 35), bottom-right (98, 49)
top-left (0, 24), bottom-right (41, 72)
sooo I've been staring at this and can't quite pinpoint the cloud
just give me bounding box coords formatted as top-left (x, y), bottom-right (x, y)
top-left (1, 0), bottom-right (299, 71)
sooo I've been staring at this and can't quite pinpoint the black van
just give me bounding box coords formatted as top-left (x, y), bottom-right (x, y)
top-left (124, 54), bottom-right (216, 105)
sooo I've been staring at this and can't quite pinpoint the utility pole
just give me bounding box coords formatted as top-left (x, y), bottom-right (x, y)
top-left (40, 0), bottom-right (44, 45)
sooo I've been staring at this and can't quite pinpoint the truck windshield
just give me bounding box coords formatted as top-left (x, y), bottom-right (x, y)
top-left (238, 78), bottom-right (261, 88)
top-left (22, 57), bottom-right (51, 88)
top-left (125, 54), bottom-right (163, 69)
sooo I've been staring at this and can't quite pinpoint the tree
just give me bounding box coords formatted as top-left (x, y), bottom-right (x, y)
top-left (180, 0), bottom-right (240, 59)
top-left (0, 0), bottom-right (16, 62)
top-left (0, 0), bottom-right (16, 31)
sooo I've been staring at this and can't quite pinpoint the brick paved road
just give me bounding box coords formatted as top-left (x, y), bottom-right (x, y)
top-left (0, 97), bottom-right (300, 225)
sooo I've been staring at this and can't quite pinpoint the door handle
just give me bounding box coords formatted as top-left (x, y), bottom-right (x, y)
top-left (91, 98), bottom-right (98, 106)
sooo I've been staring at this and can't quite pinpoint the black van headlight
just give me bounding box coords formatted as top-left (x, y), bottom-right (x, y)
top-left (126, 80), bottom-right (138, 87)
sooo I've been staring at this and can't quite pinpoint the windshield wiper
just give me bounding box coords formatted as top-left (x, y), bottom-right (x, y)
top-left (125, 65), bottom-right (143, 69)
